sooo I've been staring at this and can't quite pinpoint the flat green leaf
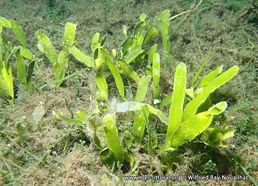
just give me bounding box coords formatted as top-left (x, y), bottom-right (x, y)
top-left (26, 60), bottom-right (35, 94)
top-left (160, 96), bottom-right (172, 108)
top-left (146, 104), bottom-right (168, 124)
top-left (92, 32), bottom-right (100, 45)
top-left (63, 22), bottom-right (76, 54)
top-left (124, 131), bottom-right (132, 148)
top-left (166, 63), bottom-right (186, 146)
top-left (121, 36), bottom-right (136, 55)
top-left (15, 49), bottom-right (26, 86)
top-left (142, 25), bottom-right (158, 46)
top-left (123, 25), bottom-right (127, 38)
top-left (183, 66), bottom-right (239, 122)
top-left (134, 21), bottom-right (146, 36)
top-left (201, 126), bottom-right (235, 147)
top-left (117, 59), bottom-right (140, 83)
top-left (0, 17), bottom-right (11, 28)
top-left (152, 84), bottom-right (160, 100)
top-left (123, 46), bottom-right (144, 64)
top-left (140, 13), bottom-right (147, 22)
top-left (94, 131), bottom-right (103, 150)
top-left (74, 109), bottom-right (88, 122)
top-left (70, 46), bottom-right (94, 67)
top-left (101, 33), bottom-right (108, 46)
top-left (57, 51), bottom-right (68, 68)
top-left (52, 63), bottom-right (64, 87)
top-left (1, 60), bottom-right (13, 101)
top-left (153, 53), bottom-right (160, 86)
top-left (96, 58), bottom-right (108, 96)
top-left (127, 149), bottom-right (135, 170)
top-left (171, 111), bottom-right (213, 146)
top-left (36, 31), bottom-right (57, 64)
top-left (100, 148), bottom-right (116, 170)
top-left (135, 32), bottom-right (144, 46)
top-left (132, 108), bottom-right (146, 145)
top-left (197, 66), bottom-right (222, 88)
top-left (99, 48), bottom-right (125, 99)
top-left (0, 76), bottom-right (9, 98)
top-left (104, 114), bottom-right (124, 163)
top-left (61, 114), bottom-right (82, 125)
top-left (208, 101), bottom-right (228, 116)
top-left (20, 47), bottom-right (33, 59)
top-left (10, 19), bottom-right (26, 48)
top-left (159, 10), bottom-right (170, 51)
top-left (135, 75), bottom-right (150, 102)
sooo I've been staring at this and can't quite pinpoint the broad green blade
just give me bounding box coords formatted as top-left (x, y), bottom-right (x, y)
top-left (183, 66), bottom-right (239, 122)
top-left (160, 96), bottom-right (172, 108)
top-left (61, 114), bottom-right (82, 125)
top-left (1, 60), bottom-right (13, 101)
top-left (134, 21), bottom-right (146, 36)
top-left (166, 63), bottom-right (186, 146)
top-left (10, 19), bottom-right (26, 48)
top-left (208, 101), bottom-right (228, 116)
top-left (152, 84), bottom-right (160, 100)
top-left (124, 131), bottom-right (132, 148)
top-left (171, 111), bottom-right (213, 147)
top-left (135, 75), bottom-right (150, 102)
top-left (20, 47), bottom-right (33, 59)
top-left (117, 59), bottom-right (140, 83)
top-left (140, 13), bottom-right (147, 22)
top-left (123, 46), bottom-right (144, 64)
top-left (26, 60), bottom-right (35, 94)
top-left (142, 25), bottom-right (158, 46)
top-left (92, 32), bottom-right (100, 45)
top-left (52, 63), bottom-right (64, 87)
top-left (135, 32), bottom-right (144, 46)
top-left (0, 75), bottom-right (9, 96)
top-left (146, 104), bottom-right (168, 124)
top-left (15, 49), bottom-right (26, 86)
top-left (159, 10), bottom-right (170, 51)
top-left (201, 126), bottom-right (235, 147)
top-left (197, 66), bottom-right (222, 88)
top-left (96, 58), bottom-right (108, 96)
top-left (148, 44), bottom-right (157, 66)
top-left (100, 148), bottom-right (117, 171)
top-left (104, 114), bottom-right (124, 164)
top-left (0, 17), bottom-right (11, 28)
top-left (132, 108), bottom-right (146, 145)
top-left (57, 51), bottom-right (68, 68)
top-left (91, 32), bottom-right (100, 52)
top-left (0, 25), bottom-right (2, 63)
top-left (99, 48), bottom-right (125, 99)
top-left (123, 25), bottom-right (127, 38)
top-left (121, 36), bottom-right (136, 55)
top-left (63, 22), bottom-right (76, 54)
top-left (70, 46), bottom-right (94, 67)
top-left (153, 53), bottom-right (160, 86)
top-left (101, 33), bottom-right (108, 46)
top-left (36, 31), bottom-right (57, 64)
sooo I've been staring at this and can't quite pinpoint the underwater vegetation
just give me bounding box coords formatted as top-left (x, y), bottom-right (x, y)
top-left (0, 0), bottom-right (257, 184)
